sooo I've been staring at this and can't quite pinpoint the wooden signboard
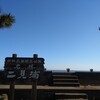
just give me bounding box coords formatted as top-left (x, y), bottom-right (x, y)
top-left (4, 54), bottom-right (45, 79)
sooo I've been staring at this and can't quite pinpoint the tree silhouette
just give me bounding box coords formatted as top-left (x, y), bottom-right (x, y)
top-left (0, 10), bottom-right (15, 28)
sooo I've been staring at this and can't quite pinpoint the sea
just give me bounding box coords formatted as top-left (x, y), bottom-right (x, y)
top-left (47, 69), bottom-right (100, 72)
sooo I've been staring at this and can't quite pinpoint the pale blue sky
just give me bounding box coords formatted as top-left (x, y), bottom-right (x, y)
top-left (1, 0), bottom-right (100, 70)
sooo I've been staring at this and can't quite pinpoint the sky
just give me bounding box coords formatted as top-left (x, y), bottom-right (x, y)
top-left (1, 0), bottom-right (100, 71)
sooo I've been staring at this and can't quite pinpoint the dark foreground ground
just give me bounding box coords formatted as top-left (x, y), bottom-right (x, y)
top-left (0, 71), bottom-right (100, 100)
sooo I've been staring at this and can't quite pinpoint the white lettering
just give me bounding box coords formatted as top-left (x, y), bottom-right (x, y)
top-left (16, 59), bottom-right (20, 63)
top-left (24, 59), bottom-right (29, 63)
top-left (21, 59), bottom-right (24, 63)
top-left (12, 59), bottom-right (15, 63)
top-left (28, 64), bottom-right (33, 69)
top-left (30, 71), bottom-right (39, 79)
top-left (20, 70), bottom-right (25, 77)
top-left (6, 59), bottom-right (11, 63)
top-left (16, 64), bottom-right (20, 69)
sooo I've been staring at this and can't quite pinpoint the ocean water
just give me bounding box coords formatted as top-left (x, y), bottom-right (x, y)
top-left (47, 69), bottom-right (100, 72)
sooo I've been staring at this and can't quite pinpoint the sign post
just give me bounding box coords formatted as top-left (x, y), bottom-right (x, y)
top-left (30, 70), bottom-right (39, 100)
top-left (7, 70), bottom-right (16, 100)
top-left (4, 54), bottom-right (45, 100)
top-left (31, 79), bottom-right (37, 100)
top-left (9, 78), bottom-right (15, 100)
